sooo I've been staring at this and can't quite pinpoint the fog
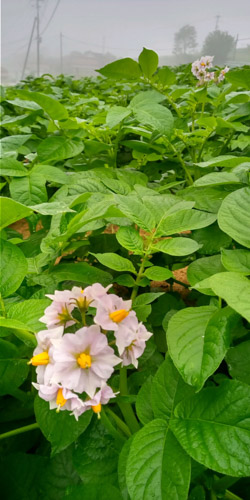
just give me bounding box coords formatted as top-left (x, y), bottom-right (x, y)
top-left (2, 0), bottom-right (250, 83)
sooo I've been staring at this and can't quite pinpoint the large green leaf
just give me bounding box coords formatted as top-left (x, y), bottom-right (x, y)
top-left (0, 239), bottom-right (28, 297)
top-left (226, 69), bottom-right (250, 89)
top-left (187, 254), bottom-right (226, 295)
top-left (193, 172), bottom-right (242, 187)
top-left (144, 266), bottom-right (173, 281)
top-left (126, 419), bottom-right (191, 500)
top-left (7, 299), bottom-right (50, 332)
top-left (49, 262), bottom-right (113, 287)
top-left (226, 341), bottom-right (250, 385)
top-left (0, 157), bottom-right (28, 177)
top-left (97, 58), bottom-right (141, 79)
top-left (72, 419), bottom-right (120, 484)
top-left (0, 134), bottom-right (31, 157)
top-left (91, 252), bottom-right (136, 274)
top-left (37, 137), bottom-right (83, 163)
top-left (0, 317), bottom-right (36, 347)
top-left (191, 223), bottom-right (232, 255)
top-left (34, 396), bottom-right (92, 455)
top-left (139, 48), bottom-right (159, 78)
top-left (218, 187), bottom-right (250, 248)
top-left (136, 376), bottom-right (154, 425)
top-left (31, 164), bottom-right (68, 184)
top-left (0, 339), bottom-right (29, 395)
top-left (221, 249), bottom-right (250, 274)
top-left (153, 237), bottom-right (200, 256)
top-left (16, 90), bottom-right (68, 120)
top-left (116, 226), bottom-right (144, 255)
top-left (151, 356), bottom-right (194, 420)
top-left (132, 101), bottom-right (174, 136)
top-left (10, 173), bottom-right (47, 206)
top-left (65, 484), bottom-right (122, 500)
top-left (106, 106), bottom-right (131, 128)
top-left (170, 380), bottom-right (250, 476)
top-left (194, 155), bottom-right (250, 169)
top-left (195, 272), bottom-right (250, 322)
top-left (167, 306), bottom-right (237, 390)
top-left (118, 437), bottom-right (134, 500)
top-left (116, 195), bottom-right (155, 231)
top-left (0, 197), bottom-right (33, 229)
top-left (157, 209), bottom-right (217, 236)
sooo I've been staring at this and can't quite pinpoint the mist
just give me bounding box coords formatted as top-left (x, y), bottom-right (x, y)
top-left (2, 0), bottom-right (250, 83)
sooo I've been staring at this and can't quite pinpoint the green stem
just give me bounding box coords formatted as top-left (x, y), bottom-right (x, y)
top-left (224, 491), bottom-right (243, 500)
top-left (81, 310), bottom-right (86, 326)
top-left (101, 409), bottom-right (126, 443)
top-left (130, 229), bottom-right (156, 302)
top-left (218, 296), bottom-right (222, 308)
top-left (106, 408), bottom-right (132, 438)
top-left (165, 138), bottom-right (193, 186)
top-left (118, 367), bottom-right (140, 434)
top-left (0, 294), bottom-right (6, 317)
top-left (0, 423), bottom-right (39, 440)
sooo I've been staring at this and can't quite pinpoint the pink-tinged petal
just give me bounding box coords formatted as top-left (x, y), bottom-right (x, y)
top-left (81, 370), bottom-right (102, 398)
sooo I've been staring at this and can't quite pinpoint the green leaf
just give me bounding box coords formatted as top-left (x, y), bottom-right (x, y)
top-left (144, 266), bottom-right (173, 281)
top-left (136, 375), bottom-right (154, 424)
top-left (115, 274), bottom-right (136, 287)
top-left (0, 196), bottom-right (33, 229)
top-left (226, 69), bottom-right (250, 89)
top-left (126, 419), bottom-right (191, 500)
top-left (167, 306), bottom-right (237, 390)
top-left (65, 484), bottom-right (122, 500)
top-left (34, 396), bottom-right (92, 455)
top-left (134, 292), bottom-right (164, 306)
top-left (187, 254), bottom-right (226, 295)
top-left (0, 317), bottom-right (36, 347)
top-left (157, 209), bottom-right (217, 236)
top-left (221, 249), bottom-right (250, 274)
top-left (218, 187), bottom-right (250, 248)
top-left (156, 66), bottom-right (176, 86)
top-left (7, 299), bottom-right (50, 332)
top-left (0, 453), bottom-right (47, 500)
top-left (106, 106), bottom-right (131, 128)
top-left (193, 172), bottom-right (242, 187)
top-left (30, 201), bottom-right (75, 215)
top-left (118, 437), bottom-right (134, 500)
top-left (10, 173), bottom-right (47, 205)
top-left (0, 339), bottom-right (29, 395)
top-left (37, 137), bottom-right (83, 163)
top-left (0, 134), bottom-right (31, 157)
top-left (72, 419), bottom-right (120, 484)
top-left (97, 58), bottom-right (141, 79)
top-left (15, 89), bottom-right (68, 120)
top-left (132, 101), bottom-right (174, 136)
top-left (153, 237), bottom-right (200, 256)
top-left (191, 223), bottom-right (232, 255)
top-left (116, 226), bottom-right (144, 254)
top-left (139, 47), bottom-right (159, 78)
top-left (194, 155), bottom-right (250, 169)
top-left (226, 341), bottom-right (250, 385)
top-left (195, 272), bottom-right (250, 322)
top-left (31, 164), bottom-right (68, 184)
top-left (116, 195), bottom-right (155, 231)
top-left (170, 380), bottom-right (250, 476)
top-left (0, 239), bottom-right (28, 297)
top-left (91, 252), bottom-right (136, 274)
top-left (0, 157), bottom-right (28, 177)
top-left (49, 262), bottom-right (113, 287)
top-left (151, 356), bottom-right (194, 420)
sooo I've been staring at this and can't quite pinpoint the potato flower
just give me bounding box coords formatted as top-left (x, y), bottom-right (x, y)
top-left (115, 316), bottom-right (152, 368)
top-left (32, 382), bottom-right (84, 416)
top-left (94, 294), bottom-right (136, 331)
top-left (40, 290), bottom-right (76, 328)
top-left (28, 326), bottom-right (64, 384)
top-left (73, 383), bottom-right (118, 419)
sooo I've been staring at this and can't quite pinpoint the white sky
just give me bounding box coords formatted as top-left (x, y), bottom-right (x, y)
top-left (2, 0), bottom-right (250, 72)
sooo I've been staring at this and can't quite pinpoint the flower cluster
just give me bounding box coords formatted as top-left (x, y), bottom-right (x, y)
top-left (29, 283), bottom-right (152, 419)
top-left (191, 56), bottom-right (229, 85)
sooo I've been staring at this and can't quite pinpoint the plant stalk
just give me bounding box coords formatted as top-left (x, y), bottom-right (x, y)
top-left (0, 423), bottom-right (39, 440)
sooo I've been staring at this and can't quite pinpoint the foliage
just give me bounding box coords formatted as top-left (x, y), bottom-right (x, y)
top-left (173, 25), bottom-right (197, 56)
top-left (0, 47), bottom-right (250, 500)
top-left (202, 30), bottom-right (236, 65)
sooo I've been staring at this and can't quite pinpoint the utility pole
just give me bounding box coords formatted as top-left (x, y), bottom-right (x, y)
top-left (60, 32), bottom-right (63, 73)
top-left (21, 16), bottom-right (37, 80)
top-left (215, 15), bottom-right (221, 31)
top-left (36, 0), bottom-right (41, 77)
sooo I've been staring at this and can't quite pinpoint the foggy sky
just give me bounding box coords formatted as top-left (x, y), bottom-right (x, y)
top-left (2, 0), bottom-right (250, 80)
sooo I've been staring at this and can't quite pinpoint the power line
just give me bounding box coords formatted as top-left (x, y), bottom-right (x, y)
top-left (40, 0), bottom-right (61, 35)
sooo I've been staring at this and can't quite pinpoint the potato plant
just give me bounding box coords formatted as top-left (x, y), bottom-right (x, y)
top-left (0, 48), bottom-right (250, 500)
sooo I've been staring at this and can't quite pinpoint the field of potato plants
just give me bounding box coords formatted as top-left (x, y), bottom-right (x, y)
top-left (0, 48), bottom-right (250, 499)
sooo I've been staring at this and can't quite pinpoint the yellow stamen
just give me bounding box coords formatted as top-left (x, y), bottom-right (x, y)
top-left (77, 352), bottom-right (92, 369)
top-left (28, 351), bottom-right (49, 366)
top-left (56, 388), bottom-right (67, 411)
top-left (200, 62), bottom-right (206, 66)
top-left (109, 309), bottom-right (129, 323)
top-left (92, 403), bottom-right (102, 418)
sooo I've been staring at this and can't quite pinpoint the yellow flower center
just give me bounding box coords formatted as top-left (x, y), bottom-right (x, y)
top-left (56, 388), bottom-right (67, 409)
top-left (109, 309), bottom-right (129, 323)
top-left (200, 62), bottom-right (206, 66)
top-left (92, 403), bottom-right (102, 417)
top-left (77, 352), bottom-right (92, 369)
top-left (28, 351), bottom-right (49, 366)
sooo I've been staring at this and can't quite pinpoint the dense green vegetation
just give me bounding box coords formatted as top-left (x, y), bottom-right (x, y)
top-left (0, 48), bottom-right (250, 500)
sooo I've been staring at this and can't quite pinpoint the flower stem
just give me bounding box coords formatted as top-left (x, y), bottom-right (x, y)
top-left (106, 408), bottom-right (132, 438)
top-left (0, 423), bottom-right (39, 440)
top-left (224, 491), bottom-right (243, 500)
top-left (101, 409), bottom-right (126, 443)
top-left (118, 367), bottom-right (140, 434)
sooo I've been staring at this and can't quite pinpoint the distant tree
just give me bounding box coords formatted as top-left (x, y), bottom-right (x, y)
top-left (202, 30), bottom-right (235, 65)
top-left (173, 25), bottom-right (197, 55)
